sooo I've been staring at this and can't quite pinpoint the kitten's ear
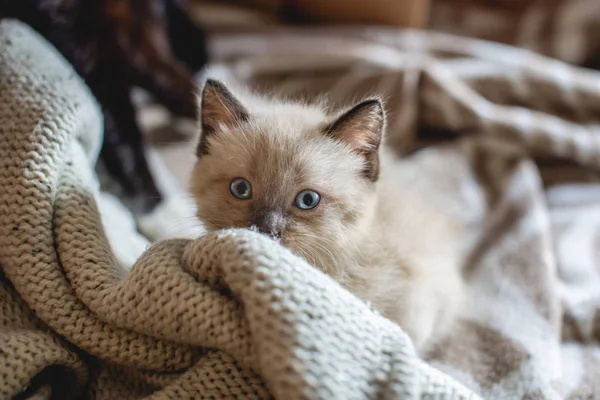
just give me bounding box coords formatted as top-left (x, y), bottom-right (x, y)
top-left (197, 79), bottom-right (249, 156)
top-left (325, 99), bottom-right (385, 181)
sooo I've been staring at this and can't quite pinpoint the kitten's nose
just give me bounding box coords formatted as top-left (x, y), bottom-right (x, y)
top-left (251, 211), bottom-right (286, 239)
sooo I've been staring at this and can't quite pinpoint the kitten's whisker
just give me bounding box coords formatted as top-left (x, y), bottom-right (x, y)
top-left (198, 219), bottom-right (222, 231)
top-left (293, 233), bottom-right (343, 276)
top-left (151, 141), bottom-right (195, 146)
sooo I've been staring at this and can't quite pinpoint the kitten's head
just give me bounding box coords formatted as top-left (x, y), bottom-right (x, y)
top-left (191, 80), bottom-right (385, 274)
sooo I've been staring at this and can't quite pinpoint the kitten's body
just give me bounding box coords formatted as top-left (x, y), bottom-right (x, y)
top-left (344, 152), bottom-right (463, 348)
top-left (191, 81), bottom-right (463, 351)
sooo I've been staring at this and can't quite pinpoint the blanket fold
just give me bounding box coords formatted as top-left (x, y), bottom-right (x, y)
top-left (2, 18), bottom-right (600, 400)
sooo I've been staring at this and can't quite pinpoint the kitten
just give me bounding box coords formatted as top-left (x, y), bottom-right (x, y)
top-left (190, 80), bottom-right (464, 351)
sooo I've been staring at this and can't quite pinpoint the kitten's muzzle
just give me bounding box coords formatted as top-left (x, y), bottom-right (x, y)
top-left (250, 210), bottom-right (287, 239)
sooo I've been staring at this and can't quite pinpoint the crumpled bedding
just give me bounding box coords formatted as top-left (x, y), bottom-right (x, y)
top-left (430, 0), bottom-right (600, 66)
top-left (2, 17), bottom-right (600, 400)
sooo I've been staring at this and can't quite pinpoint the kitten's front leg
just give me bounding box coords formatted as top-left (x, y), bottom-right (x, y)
top-left (391, 287), bottom-right (440, 351)
top-left (388, 266), bottom-right (464, 352)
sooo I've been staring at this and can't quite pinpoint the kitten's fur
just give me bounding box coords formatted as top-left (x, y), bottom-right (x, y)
top-left (191, 80), bottom-right (464, 350)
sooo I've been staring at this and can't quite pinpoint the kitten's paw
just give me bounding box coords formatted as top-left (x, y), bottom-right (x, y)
top-left (137, 196), bottom-right (206, 242)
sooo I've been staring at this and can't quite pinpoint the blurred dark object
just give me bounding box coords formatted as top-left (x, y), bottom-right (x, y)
top-left (0, 0), bottom-right (208, 214)
top-left (191, 0), bottom-right (430, 28)
top-left (280, 0), bottom-right (430, 28)
top-left (583, 50), bottom-right (600, 70)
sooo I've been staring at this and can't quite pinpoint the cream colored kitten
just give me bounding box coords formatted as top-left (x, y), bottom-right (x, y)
top-left (190, 80), bottom-right (464, 351)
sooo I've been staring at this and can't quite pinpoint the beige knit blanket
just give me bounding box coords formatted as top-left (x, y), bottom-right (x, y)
top-left (2, 19), bottom-right (600, 400)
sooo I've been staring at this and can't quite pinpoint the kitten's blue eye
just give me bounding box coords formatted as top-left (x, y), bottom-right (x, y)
top-left (295, 190), bottom-right (320, 210)
top-left (230, 178), bottom-right (252, 200)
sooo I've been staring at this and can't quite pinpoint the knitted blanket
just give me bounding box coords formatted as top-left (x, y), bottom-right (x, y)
top-left (2, 19), bottom-right (600, 400)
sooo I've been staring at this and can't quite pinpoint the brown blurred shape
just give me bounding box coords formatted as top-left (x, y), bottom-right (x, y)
top-left (192, 0), bottom-right (431, 28)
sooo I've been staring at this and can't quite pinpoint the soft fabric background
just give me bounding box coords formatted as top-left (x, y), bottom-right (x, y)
top-left (2, 3), bottom-right (600, 399)
top-left (188, 0), bottom-right (600, 66)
